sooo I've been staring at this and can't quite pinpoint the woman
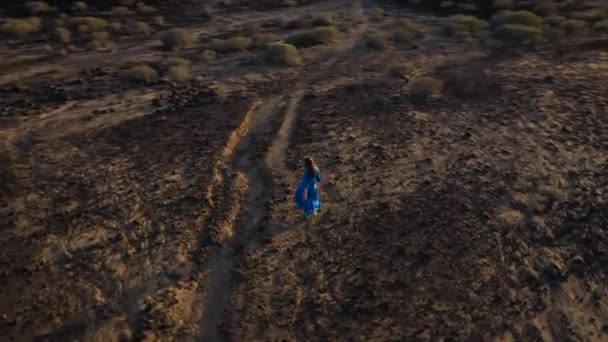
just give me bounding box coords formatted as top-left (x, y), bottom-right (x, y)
top-left (294, 157), bottom-right (321, 219)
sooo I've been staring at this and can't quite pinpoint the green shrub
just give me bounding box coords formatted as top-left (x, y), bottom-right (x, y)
top-left (559, 19), bottom-right (587, 34)
top-left (455, 29), bottom-right (473, 42)
top-left (450, 15), bottom-right (488, 34)
top-left (532, 2), bottom-right (557, 16)
top-left (572, 10), bottom-right (606, 23)
top-left (397, 19), bottom-right (425, 38)
top-left (443, 23), bottom-right (468, 36)
top-left (409, 77), bottom-right (443, 102)
top-left (69, 17), bottom-right (109, 31)
top-left (111, 6), bottom-right (131, 15)
top-left (26, 1), bottom-right (54, 14)
top-left (543, 26), bottom-right (564, 41)
top-left (108, 22), bottom-right (122, 33)
top-left (495, 24), bottom-right (543, 40)
top-left (371, 7), bottom-right (385, 21)
top-left (132, 21), bottom-right (152, 35)
top-left (161, 28), bottom-right (195, 50)
top-left (286, 26), bottom-right (338, 47)
top-left (71, 1), bottom-right (87, 12)
top-left (54, 27), bottom-right (71, 44)
top-left (165, 66), bottom-right (191, 82)
top-left (253, 33), bottom-right (280, 48)
top-left (313, 14), bottom-right (333, 26)
top-left (389, 63), bottom-right (415, 78)
top-left (153, 16), bottom-right (165, 27)
top-left (440, 1), bottom-right (454, 9)
top-left (391, 29), bottom-right (416, 45)
top-left (202, 49), bottom-right (217, 61)
top-left (136, 5), bottom-right (158, 15)
top-left (593, 20), bottom-right (608, 32)
top-left (265, 42), bottom-right (301, 66)
top-left (209, 36), bottom-right (253, 52)
top-left (285, 17), bottom-right (307, 29)
top-left (124, 65), bottom-right (158, 82)
top-left (492, 10), bottom-right (543, 28)
top-left (545, 16), bottom-right (566, 27)
top-left (0, 18), bottom-right (41, 37)
top-left (165, 57), bottom-right (191, 70)
top-left (365, 33), bottom-right (388, 50)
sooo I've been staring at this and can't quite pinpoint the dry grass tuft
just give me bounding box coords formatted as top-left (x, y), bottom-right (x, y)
top-left (389, 63), bottom-right (416, 79)
top-left (365, 33), bottom-right (388, 50)
top-left (26, 1), bottom-right (54, 14)
top-left (286, 26), bottom-right (338, 47)
top-left (409, 76), bottom-right (443, 102)
top-left (68, 17), bottom-right (108, 31)
top-left (54, 27), bottom-right (71, 44)
top-left (161, 28), bottom-right (195, 51)
top-left (209, 36), bottom-right (253, 53)
top-left (202, 49), bottom-right (217, 61)
top-left (265, 42), bottom-right (301, 66)
top-left (132, 21), bottom-right (152, 35)
top-left (1, 17), bottom-right (41, 37)
top-left (253, 33), bottom-right (281, 48)
top-left (71, 1), bottom-right (87, 12)
top-left (123, 65), bottom-right (158, 82)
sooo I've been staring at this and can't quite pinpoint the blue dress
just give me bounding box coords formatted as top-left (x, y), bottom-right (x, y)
top-left (294, 168), bottom-right (321, 216)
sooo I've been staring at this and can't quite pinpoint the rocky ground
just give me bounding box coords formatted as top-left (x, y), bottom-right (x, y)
top-left (2, 0), bottom-right (608, 341)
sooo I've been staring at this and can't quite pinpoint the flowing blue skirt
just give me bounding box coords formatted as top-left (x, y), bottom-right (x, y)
top-left (295, 183), bottom-right (320, 215)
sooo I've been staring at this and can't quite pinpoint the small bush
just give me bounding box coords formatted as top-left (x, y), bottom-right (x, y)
top-left (543, 26), bottom-right (564, 42)
top-left (202, 49), bottom-right (217, 61)
top-left (54, 27), bottom-right (71, 44)
top-left (90, 31), bottom-right (112, 49)
top-left (209, 36), bottom-right (253, 52)
top-left (108, 22), bottom-right (122, 33)
top-left (265, 42), bottom-right (301, 66)
top-left (371, 7), bottom-right (385, 21)
top-left (111, 6), bottom-right (131, 15)
top-left (124, 65), bottom-right (158, 82)
top-left (389, 63), bottom-right (415, 78)
top-left (593, 20), bottom-right (608, 32)
top-left (440, 1), bottom-right (454, 9)
top-left (545, 16), bottom-right (566, 27)
top-left (286, 26), bottom-right (338, 47)
top-left (443, 23), bottom-right (468, 36)
top-left (69, 17), bottom-right (109, 31)
top-left (409, 77), bottom-right (443, 102)
top-left (397, 19), bottom-right (425, 38)
top-left (559, 19), bottom-right (587, 34)
top-left (136, 5), bottom-right (158, 15)
top-left (1, 18), bottom-right (41, 37)
top-left (161, 28), bottom-right (195, 50)
top-left (391, 29), bottom-right (415, 45)
top-left (455, 30), bottom-right (473, 42)
top-left (26, 1), bottom-right (54, 14)
top-left (153, 16), bottom-right (165, 27)
top-left (165, 57), bottom-right (191, 70)
top-left (495, 24), bottom-right (543, 41)
top-left (450, 15), bottom-right (488, 34)
top-left (253, 33), bottom-right (280, 48)
top-left (313, 14), bottom-right (333, 26)
top-left (132, 21), bottom-right (152, 35)
top-left (285, 17), bottom-right (307, 29)
top-left (165, 66), bottom-right (191, 82)
top-left (365, 33), bottom-right (388, 50)
top-left (71, 1), bottom-right (87, 12)
top-left (492, 10), bottom-right (543, 28)
top-left (572, 10), bottom-right (606, 23)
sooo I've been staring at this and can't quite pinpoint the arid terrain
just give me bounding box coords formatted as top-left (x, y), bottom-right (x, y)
top-left (2, 0), bottom-right (608, 341)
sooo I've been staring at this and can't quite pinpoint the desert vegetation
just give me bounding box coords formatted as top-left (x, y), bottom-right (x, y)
top-left (2, 0), bottom-right (608, 341)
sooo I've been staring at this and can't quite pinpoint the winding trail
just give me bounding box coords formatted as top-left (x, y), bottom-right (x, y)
top-left (197, 0), bottom-right (370, 340)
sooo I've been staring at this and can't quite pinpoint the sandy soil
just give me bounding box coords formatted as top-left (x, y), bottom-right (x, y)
top-left (2, 0), bottom-right (608, 341)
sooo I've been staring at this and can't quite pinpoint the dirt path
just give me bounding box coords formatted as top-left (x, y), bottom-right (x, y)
top-left (197, 0), bottom-right (370, 339)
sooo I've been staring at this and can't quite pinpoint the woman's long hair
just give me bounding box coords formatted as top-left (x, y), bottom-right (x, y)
top-left (304, 157), bottom-right (317, 178)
